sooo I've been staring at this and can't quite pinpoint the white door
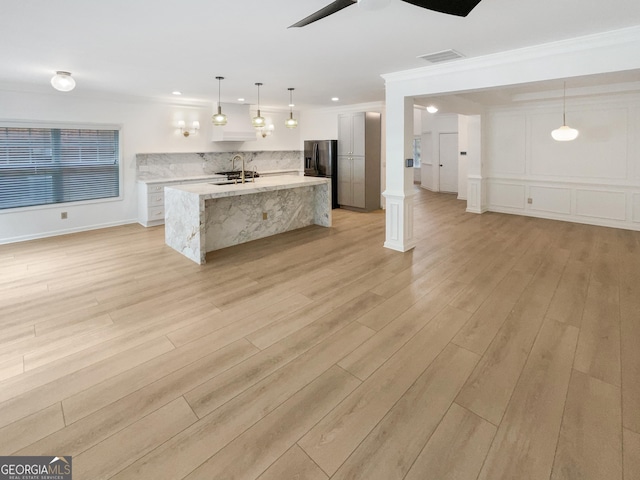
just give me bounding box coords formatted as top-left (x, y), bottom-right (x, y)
top-left (439, 133), bottom-right (458, 193)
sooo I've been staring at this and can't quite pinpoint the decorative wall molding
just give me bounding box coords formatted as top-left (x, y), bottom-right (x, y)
top-left (528, 185), bottom-right (572, 215)
top-left (575, 189), bottom-right (627, 221)
top-left (466, 176), bottom-right (487, 214)
top-left (633, 193), bottom-right (640, 223)
top-left (486, 177), bottom-right (640, 231)
top-left (382, 191), bottom-right (417, 252)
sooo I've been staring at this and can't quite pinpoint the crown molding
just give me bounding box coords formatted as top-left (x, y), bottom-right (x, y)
top-left (382, 25), bottom-right (640, 84)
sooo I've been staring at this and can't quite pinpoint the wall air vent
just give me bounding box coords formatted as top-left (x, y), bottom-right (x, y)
top-left (417, 49), bottom-right (465, 63)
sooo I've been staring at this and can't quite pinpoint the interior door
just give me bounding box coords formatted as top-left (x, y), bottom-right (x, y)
top-left (439, 133), bottom-right (458, 193)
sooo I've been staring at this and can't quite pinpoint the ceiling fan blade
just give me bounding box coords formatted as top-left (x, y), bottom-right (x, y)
top-left (289, 0), bottom-right (357, 28)
top-left (401, 0), bottom-right (482, 17)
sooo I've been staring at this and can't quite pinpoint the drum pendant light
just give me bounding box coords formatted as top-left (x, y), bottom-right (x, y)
top-left (551, 82), bottom-right (579, 142)
top-left (285, 88), bottom-right (298, 129)
top-left (252, 83), bottom-right (266, 128)
top-left (212, 76), bottom-right (228, 126)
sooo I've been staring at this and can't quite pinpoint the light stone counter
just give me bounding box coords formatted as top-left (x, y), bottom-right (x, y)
top-left (164, 176), bottom-right (331, 264)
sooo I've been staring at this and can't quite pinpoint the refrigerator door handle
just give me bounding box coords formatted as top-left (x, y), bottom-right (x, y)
top-left (314, 142), bottom-right (320, 172)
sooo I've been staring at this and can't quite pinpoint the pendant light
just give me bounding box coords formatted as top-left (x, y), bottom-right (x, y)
top-left (252, 83), bottom-right (266, 128)
top-left (285, 88), bottom-right (298, 129)
top-left (50, 71), bottom-right (76, 92)
top-left (551, 82), bottom-right (579, 142)
top-left (212, 76), bottom-right (227, 126)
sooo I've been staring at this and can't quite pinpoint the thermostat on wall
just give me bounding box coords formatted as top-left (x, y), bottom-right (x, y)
top-left (406, 158), bottom-right (414, 167)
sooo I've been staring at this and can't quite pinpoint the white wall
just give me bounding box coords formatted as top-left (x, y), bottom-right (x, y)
top-left (0, 89), bottom-right (300, 244)
top-left (485, 92), bottom-right (640, 230)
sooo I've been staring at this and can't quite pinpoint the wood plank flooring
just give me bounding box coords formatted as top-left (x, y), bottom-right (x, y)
top-left (1, 188), bottom-right (639, 479)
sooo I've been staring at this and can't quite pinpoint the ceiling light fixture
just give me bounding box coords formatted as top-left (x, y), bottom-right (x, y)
top-left (172, 91), bottom-right (182, 96)
top-left (252, 83), bottom-right (266, 128)
top-left (285, 88), bottom-right (298, 129)
top-left (331, 97), bottom-right (339, 102)
top-left (426, 105), bottom-right (438, 113)
top-left (551, 82), bottom-right (579, 142)
top-left (212, 76), bottom-right (228, 126)
top-left (50, 71), bottom-right (76, 92)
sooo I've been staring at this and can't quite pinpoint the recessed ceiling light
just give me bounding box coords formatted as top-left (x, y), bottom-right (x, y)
top-left (237, 98), bottom-right (245, 102)
top-left (331, 97), bottom-right (339, 102)
top-left (289, 103), bottom-right (295, 107)
top-left (172, 91), bottom-right (182, 96)
top-left (426, 105), bottom-right (438, 113)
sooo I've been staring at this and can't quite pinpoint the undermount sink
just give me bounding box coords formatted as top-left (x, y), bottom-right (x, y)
top-left (210, 180), bottom-right (254, 186)
top-left (215, 170), bottom-right (260, 181)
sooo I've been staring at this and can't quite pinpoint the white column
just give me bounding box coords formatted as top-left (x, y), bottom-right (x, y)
top-left (383, 93), bottom-right (417, 252)
top-left (465, 114), bottom-right (487, 214)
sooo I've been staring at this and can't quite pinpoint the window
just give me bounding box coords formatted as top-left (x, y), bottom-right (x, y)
top-left (413, 136), bottom-right (421, 168)
top-left (0, 126), bottom-right (120, 210)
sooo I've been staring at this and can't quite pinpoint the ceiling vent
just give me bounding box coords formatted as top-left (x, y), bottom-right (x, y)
top-left (417, 49), bottom-right (465, 63)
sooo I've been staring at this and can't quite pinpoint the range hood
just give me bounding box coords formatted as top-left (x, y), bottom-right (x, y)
top-left (212, 102), bottom-right (256, 142)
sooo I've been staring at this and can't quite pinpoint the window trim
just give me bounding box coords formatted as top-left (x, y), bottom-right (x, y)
top-left (0, 120), bottom-right (124, 214)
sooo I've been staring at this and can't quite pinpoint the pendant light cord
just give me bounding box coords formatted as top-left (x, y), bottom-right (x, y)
top-left (563, 81), bottom-right (567, 125)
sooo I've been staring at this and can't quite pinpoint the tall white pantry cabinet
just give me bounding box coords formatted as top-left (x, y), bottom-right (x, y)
top-left (337, 112), bottom-right (381, 211)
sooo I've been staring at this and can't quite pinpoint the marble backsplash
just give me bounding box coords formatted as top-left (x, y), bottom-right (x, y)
top-left (136, 151), bottom-right (302, 180)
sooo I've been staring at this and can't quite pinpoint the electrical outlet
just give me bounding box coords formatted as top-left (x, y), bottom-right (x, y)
top-left (61, 212), bottom-right (68, 219)
top-left (262, 212), bottom-right (268, 220)
top-left (527, 198), bottom-right (533, 204)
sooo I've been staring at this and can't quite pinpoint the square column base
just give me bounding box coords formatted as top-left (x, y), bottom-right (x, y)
top-left (383, 191), bottom-right (417, 252)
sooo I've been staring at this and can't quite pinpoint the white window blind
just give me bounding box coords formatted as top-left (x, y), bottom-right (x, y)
top-left (0, 127), bottom-right (119, 210)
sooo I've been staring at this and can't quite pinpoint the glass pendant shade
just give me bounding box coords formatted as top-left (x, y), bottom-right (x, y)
top-left (551, 125), bottom-right (579, 141)
top-left (212, 105), bottom-right (227, 126)
top-left (285, 113), bottom-right (298, 129)
top-left (252, 110), bottom-right (265, 127)
top-left (552, 82), bottom-right (579, 142)
top-left (285, 88), bottom-right (298, 129)
top-left (212, 76), bottom-right (227, 126)
top-left (51, 71), bottom-right (76, 92)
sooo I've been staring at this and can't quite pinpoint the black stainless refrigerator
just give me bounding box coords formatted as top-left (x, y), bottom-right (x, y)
top-left (303, 139), bottom-right (338, 209)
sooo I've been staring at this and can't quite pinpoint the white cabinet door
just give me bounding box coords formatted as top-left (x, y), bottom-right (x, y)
top-left (338, 156), bottom-right (352, 206)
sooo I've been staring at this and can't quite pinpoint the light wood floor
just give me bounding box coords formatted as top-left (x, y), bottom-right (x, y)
top-left (1, 189), bottom-right (639, 480)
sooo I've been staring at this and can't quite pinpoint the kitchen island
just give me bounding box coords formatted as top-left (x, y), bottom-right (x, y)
top-left (164, 176), bottom-right (331, 264)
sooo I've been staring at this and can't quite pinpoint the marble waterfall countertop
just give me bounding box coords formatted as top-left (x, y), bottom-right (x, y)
top-left (137, 169), bottom-right (302, 184)
top-left (167, 175), bottom-right (330, 199)
top-left (164, 176), bottom-right (332, 264)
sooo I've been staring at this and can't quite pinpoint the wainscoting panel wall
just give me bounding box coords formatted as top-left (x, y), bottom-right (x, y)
top-left (575, 189), bottom-right (627, 221)
top-left (484, 93), bottom-right (640, 231)
top-left (634, 193), bottom-right (640, 223)
top-left (529, 185), bottom-right (572, 215)
top-left (487, 183), bottom-right (526, 210)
